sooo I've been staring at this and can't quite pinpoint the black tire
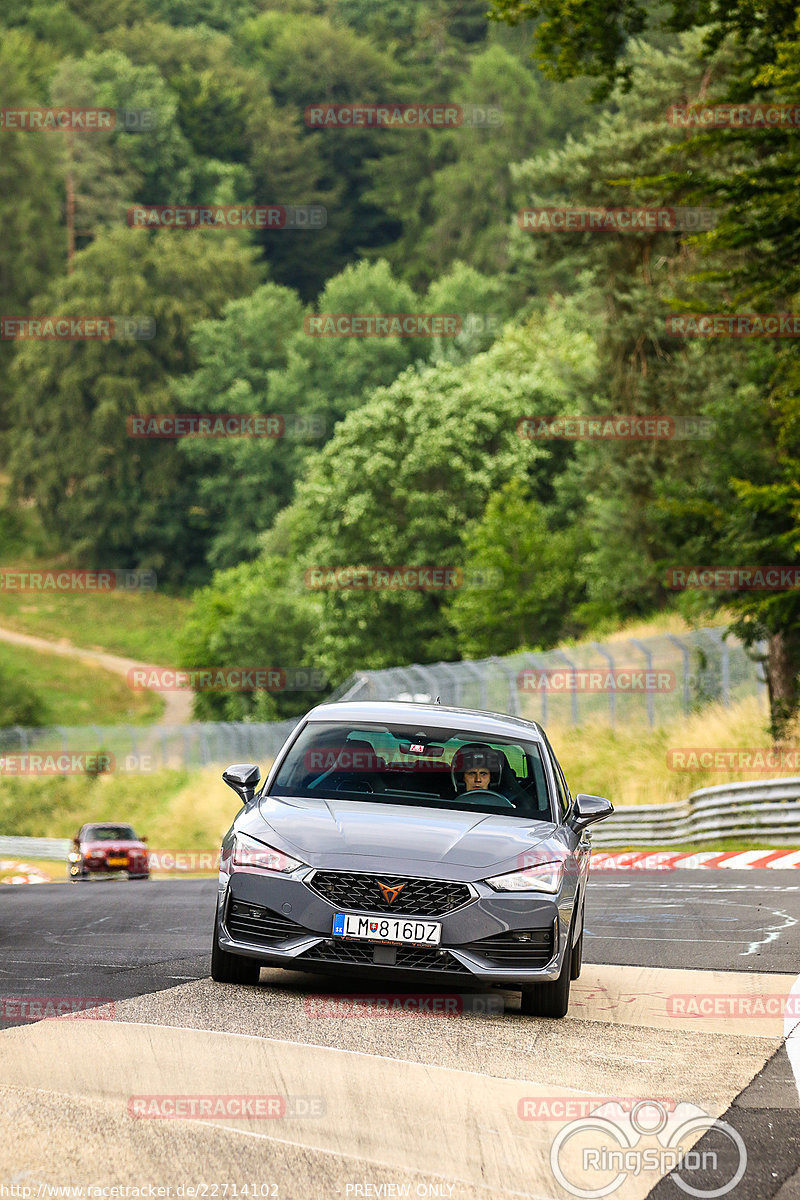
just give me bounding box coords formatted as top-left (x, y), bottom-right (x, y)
top-left (570, 901), bottom-right (585, 980)
top-left (520, 923), bottom-right (572, 1019)
top-left (570, 929), bottom-right (584, 980)
top-left (211, 911), bottom-right (261, 985)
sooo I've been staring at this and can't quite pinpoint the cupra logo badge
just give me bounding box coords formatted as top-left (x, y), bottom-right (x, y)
top-left (377, 881), bottom-right (406, 905)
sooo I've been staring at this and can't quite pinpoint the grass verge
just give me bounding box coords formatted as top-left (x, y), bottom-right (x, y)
top-left (0, 640), bottom-right (164, 725)
top-left (548, 695), bottom-right (792, 805)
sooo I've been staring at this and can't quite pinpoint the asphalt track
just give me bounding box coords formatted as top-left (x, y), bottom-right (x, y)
top-left (0, 872), bottom-right (798, 1200)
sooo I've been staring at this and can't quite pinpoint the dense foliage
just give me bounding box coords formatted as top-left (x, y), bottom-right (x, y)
top-left (2, 0), bottom-right (799, 736)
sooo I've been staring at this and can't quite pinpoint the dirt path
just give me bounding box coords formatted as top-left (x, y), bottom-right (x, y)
top-left (0, 625), bottom-right (192, 724)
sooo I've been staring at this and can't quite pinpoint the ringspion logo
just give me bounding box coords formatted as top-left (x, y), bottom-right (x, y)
top-left (549, 1100), bottom-right (746, 1198)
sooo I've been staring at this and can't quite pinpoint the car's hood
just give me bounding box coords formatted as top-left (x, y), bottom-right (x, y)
top-left (250, 793), bottom-right (562, 872)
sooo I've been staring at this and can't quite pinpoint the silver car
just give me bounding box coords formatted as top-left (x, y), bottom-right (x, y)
top-left (211, 701), bottom-right (612, 1017)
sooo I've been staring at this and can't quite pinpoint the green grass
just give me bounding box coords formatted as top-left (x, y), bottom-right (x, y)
top-left (0, 639), bottom-right (164, 725)
top-left (0, 482), bottom-right (189, 667)
top-left (0, 766), bottom-right (243, 846)
top-left (0, 578), bottom-right (189, 667)
top-left (548, 695), bottom-right (791, 805)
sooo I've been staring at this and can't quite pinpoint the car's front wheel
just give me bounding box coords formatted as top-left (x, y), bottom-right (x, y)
top-left (519, 922), bottom-right (572, 1019)
top-left (210, 911), bottom-right (261, 985)
top-left (570, 900), bottom-right (585, 980)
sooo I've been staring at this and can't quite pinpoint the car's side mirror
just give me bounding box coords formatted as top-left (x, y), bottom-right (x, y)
top-left (140, 835), bottom-right (148, 843)
top-left (223, 763), bottom-right (261, 805)
top-left (571, 793), bottom-right (614, 830)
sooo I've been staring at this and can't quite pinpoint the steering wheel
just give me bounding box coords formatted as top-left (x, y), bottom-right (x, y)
top-left (330, 773), bottom-right (385, 794)
top-left (457, 788), bottom-right (515, 808)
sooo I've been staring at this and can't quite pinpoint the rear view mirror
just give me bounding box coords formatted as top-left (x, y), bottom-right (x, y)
top-left (571, 793), bottom-right (614, 830)
top-left (223, 763), bottom-right (261, 805)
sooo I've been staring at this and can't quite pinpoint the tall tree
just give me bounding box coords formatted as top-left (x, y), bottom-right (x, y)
top-left (7, 229), bottom-right (260, 586)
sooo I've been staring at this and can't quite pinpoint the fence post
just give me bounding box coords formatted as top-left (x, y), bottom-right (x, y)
top-left (556, 650), bottom-right (579, 725)
top-left (488, 656), bottom-right (521, 718)
top-left (629, 638), bottom-right (655, 728)
top-left (707, 628), bottom-right (730, 706)
top-left (667, 634), bottom-right (692, 715)
top-left (592, 642), bottom-right (616, 728)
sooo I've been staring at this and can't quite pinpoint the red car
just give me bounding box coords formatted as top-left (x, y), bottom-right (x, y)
top-left (68, 823), bottom-right (150, 881)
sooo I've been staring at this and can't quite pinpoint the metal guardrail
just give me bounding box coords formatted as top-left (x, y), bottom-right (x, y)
top-left (592, 778), bottom-right (800, 846)
top-left (0, 836), bottom-right (70, 860)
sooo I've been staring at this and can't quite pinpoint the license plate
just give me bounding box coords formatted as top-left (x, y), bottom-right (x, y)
top-left (332, 913), bottom-right (441, 946)
top-left (107, 857), bottom-right (127, 867)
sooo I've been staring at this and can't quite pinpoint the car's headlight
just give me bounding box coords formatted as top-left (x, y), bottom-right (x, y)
top-left (231, 832), bottom-right (305, 874)
top-left (485, 861), bottom-right (564, 894)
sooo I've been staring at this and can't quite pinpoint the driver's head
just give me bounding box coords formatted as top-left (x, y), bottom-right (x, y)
top-left (451, 744), bottom-right (503, 793)
top-left (464, 766), bottom-right (491, 792)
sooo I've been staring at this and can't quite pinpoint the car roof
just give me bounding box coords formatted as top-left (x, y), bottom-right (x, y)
top-left (303, 700), bottom-right (546, 742)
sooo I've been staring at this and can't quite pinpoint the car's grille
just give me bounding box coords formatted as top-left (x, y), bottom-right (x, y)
top-left (301, 942), bottom-right (471, 974)
top-left (227, 901), bottom-right (306, 945)
top-left (462, 928), bottom-right (554, 967)
top-left (307, 871), bottom-right (472, 916)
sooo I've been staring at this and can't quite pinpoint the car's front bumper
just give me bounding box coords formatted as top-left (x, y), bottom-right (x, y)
top-left (217, 865), bottom-right (575, 985)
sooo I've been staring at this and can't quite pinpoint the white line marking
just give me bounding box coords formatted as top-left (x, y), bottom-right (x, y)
top-left (743, 908), bottom-right (798, 957)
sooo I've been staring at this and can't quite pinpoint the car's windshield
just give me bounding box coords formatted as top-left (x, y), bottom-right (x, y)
top-left (270, 720), bottom-right (553, 820)
top-left (84, 825), bottom-right (138, 841)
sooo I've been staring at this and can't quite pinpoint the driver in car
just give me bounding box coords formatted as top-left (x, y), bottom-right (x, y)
top-left (451, 743), bottom-right (531, 809)
top-left (452, 745), bottom-right (504, 794)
